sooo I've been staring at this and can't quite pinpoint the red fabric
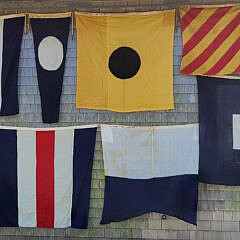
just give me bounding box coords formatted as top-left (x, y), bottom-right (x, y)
top-left (181, 8), bottom-right (203, 32)
top-left (233, 64), bottom-right (240, 74)
top-left (36, 131), bottom-right (55, 228)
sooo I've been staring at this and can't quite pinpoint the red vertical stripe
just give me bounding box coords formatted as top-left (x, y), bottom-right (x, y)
top-left (181, 8), bottom-right (203, 32)
top-left (182, 6), bottom-right (232, 57)
top-left (36, 131), bottom-right (55, 228)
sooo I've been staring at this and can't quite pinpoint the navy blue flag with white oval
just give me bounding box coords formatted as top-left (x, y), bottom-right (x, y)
top-left (198, 76), bottom-right (240, 185)
top-left (30, 15), bottom-right (70, 123)
top-left (0, 15), bottom-right (24, 116)
top-left (101, 124), bottom-right (199, 225)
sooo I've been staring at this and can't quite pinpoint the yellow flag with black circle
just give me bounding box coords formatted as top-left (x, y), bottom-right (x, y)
top-left (75, 11), bottom-right (175, 112)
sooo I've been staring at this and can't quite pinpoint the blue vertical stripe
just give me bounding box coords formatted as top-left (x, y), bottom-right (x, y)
top-left (0, 17), bottom-right (24, 116)
top-left (0, 129), bottom-right (18, 226)
top-left (71, 128), bottom-right (97, 229)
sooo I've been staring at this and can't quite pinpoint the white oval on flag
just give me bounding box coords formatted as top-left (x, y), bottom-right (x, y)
top-left (38, 36), bottom-right (63, 71)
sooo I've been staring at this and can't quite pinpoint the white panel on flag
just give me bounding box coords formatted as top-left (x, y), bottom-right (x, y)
top-left (54, 129), bottom-right (74, 228)
top-left (233, 114), bottom-right (240, 150)
top-left (102, 124), bottom-right (199, 179)
top-left (17, 130), bottom-right (37, 227)
top-left (153, 125), bottom-right (199, 177)
top-left (101, 126), bottom-right (113, 143)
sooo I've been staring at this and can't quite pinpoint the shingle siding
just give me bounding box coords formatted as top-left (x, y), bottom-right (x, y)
top-left (0, 0), bottom-right (238, 239)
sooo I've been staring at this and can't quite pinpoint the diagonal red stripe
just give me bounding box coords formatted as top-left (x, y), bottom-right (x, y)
top-left (182, 6), bottom-right (232, 57)
top-left (181, 8), bottom-right (203, 32)
top-left (233, 64), bottom-right (240, 74)
top-left (204, 36), bottom-right (240, 75)
top-left (36, 131), bottom-right (55, 228)
top-left (180, 11), bottom-right (240, 75)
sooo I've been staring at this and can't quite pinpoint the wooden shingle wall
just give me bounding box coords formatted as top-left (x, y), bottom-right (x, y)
top-left (0, 0), bottom-right (239, 239)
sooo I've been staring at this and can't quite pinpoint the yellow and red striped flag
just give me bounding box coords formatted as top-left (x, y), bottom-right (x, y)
top-left (180, 5), bottom-right (240, 76)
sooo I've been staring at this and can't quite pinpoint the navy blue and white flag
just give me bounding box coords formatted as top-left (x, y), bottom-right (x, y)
top-left (0, 125), bottom-right (96, 228)
top-left (0, 15), bottom-right (24, 116)
top-left (198, 76), bottom-right (240, 185)
top-left (101, 124), bottom-right (199, 225)
top-left (30, 14), bottom-right (70, 123)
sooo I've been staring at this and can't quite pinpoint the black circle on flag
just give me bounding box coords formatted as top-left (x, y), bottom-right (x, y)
top-left (108, 47), bottom-right (141, 79)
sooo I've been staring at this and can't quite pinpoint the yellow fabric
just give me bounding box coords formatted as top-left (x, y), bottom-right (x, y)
top-left (180, 6), bottom-right (240, 76)
top-left (75, 11), bottom-right (175, 112)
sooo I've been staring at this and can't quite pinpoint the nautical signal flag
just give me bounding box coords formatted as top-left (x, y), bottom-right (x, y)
top-left (198, 76), bottom-right (240, 185)
top-left (101, 124), bottom-right (199, 225)
top-left (0, 125), bottom-right (97, 228)
top-left (75, 11), bottom-right (175, 112)
top-left (180, 6), bottom-right (240, 76)
top-left (0, 14), bottom-right (24, 116)
top-left (30, 13), bottom-right (70, 123)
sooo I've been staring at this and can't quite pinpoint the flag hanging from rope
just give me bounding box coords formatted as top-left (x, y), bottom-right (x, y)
top-left (30, 14), bottom-right (70, 123)
top-left (0, 14), bottom-right (24, 116)
top-left (0, 125), bottom-right (97, 228)
top-left (75, 11), bottom-right (175, 112)
top-left (198, 76), bottom-right (240, 185)
top-left (180, 5), bottom-right (240, 76)
top-left (101, 124), bottom-right (199, 225)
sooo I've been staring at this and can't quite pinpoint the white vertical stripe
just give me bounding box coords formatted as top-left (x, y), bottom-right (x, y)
top-left (17, 130), bottom-right (36, 227)
top-left (0, 19), bottom-right (4, 111)
top-left (54, 129), bottom-right (74, 228)
top-left (233, 114), bottom-right (240, 149)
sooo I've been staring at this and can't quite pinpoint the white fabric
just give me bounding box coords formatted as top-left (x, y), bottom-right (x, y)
top-left (17, 130), bottom-right (37, 227)
top-left (233, 114), bottom-right (240, 150)
top-left (54, 129), bottom-right (74, 228)
top-left (0, 20), bottom-right (4, 111)
top-left (38, 36), bottom-right (63, 71)
top-left (101, 124), bottom-right (199, 179)
top-left (17, 129), bottom-right (75, 228)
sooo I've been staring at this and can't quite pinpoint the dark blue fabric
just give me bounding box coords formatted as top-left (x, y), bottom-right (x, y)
top-left (198, 76), bottom-right (240, 185)
top-left (71, 127), bottom-right (97, 229)
top-left (0, 17), bottom-right (24, 116)
top-left (31, 18), bottom-right (70, 123)
top-left (101, 174), bottom-right (198, 225)
top-left (0, 129), bottom-right (18, 227)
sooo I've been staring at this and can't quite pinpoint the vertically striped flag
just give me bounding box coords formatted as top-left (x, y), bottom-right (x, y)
top-left (180, 5), bottom-right (240, 76)
top-left (0, 126), bottom-right (97, 228)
